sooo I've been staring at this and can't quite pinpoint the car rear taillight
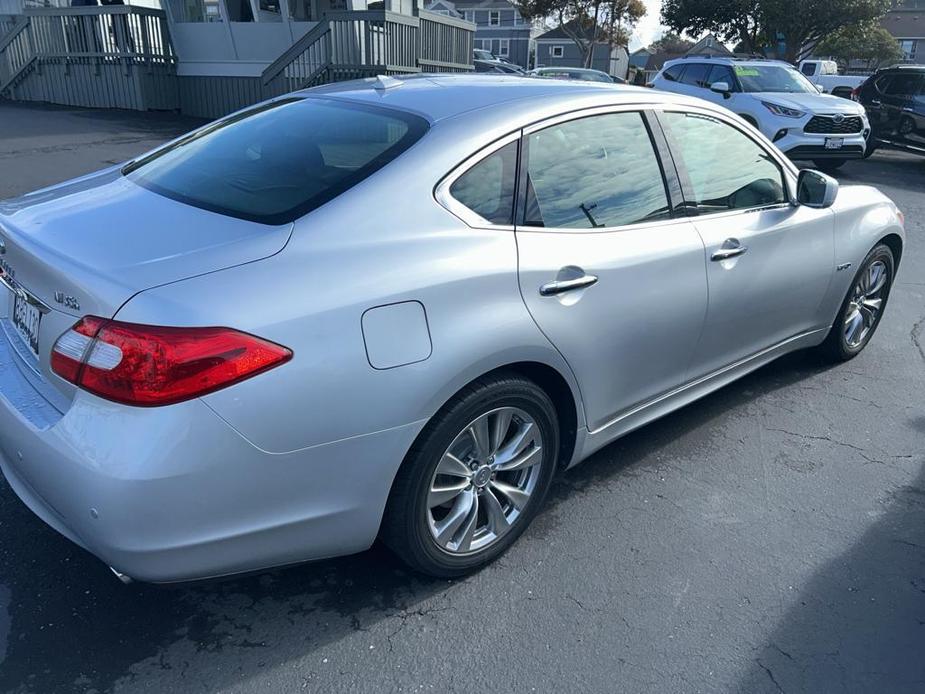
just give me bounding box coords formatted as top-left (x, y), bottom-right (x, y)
top-left (51, 316), bottom-right (292, 407)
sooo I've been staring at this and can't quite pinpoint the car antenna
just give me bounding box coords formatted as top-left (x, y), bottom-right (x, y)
top-left (373, 75), bottom-right (403, 91)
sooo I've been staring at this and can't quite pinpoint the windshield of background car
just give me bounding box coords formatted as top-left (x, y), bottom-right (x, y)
top-left (735, 65), bottom-right (817, 94)
top-left (123, 98), bottom-right (429, 225)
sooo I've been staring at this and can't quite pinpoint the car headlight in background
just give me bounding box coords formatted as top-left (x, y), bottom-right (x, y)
top-left (761, 101), bottom-right (804, 118)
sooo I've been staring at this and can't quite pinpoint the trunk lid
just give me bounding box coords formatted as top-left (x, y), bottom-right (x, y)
top-left (0, 169), bottom-right (292, 410)
top-left (0, 168), bottom-right (293, 320)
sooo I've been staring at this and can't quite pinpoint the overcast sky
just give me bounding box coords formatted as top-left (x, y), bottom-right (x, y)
top-left (629, 0), bottom-right (670, 51)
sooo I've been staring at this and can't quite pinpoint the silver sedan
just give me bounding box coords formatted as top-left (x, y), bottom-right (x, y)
top-left (0, 75), bottom-right (905, 582)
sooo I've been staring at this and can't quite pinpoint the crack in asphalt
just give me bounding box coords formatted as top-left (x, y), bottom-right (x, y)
top-left (912, 314), bottom-right (925, 364)
top-left (756, 658), bottom-right (786, 693)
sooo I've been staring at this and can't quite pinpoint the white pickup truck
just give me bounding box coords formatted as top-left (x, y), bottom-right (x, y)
top-left (798, 60), bottom-right (866, 99)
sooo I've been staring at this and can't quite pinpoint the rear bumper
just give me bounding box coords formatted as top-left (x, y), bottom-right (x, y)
top-left (0, 334), bottom-right (423, 582)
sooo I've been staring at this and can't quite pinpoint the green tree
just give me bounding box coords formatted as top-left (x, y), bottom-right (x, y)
top-left (816, 21), bottom-right (904, 71)
top-left (518, 0), bottom-right (646, 68)
top-left (661, 0), bottom-right (892, 63)
top-left (660, 0), bottom-right (765, 55)
top-left (648, 31), bottom-right (694, 54)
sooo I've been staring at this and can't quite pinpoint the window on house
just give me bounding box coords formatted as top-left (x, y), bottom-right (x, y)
top-left (224, 0), bottom-right (254, 22)
top-left (899, 40), bottom-right (917, 61)
top-left (489, 10), bottom-right (500, 26)
top-left (257, 0), bottom-right (282, 21)
top-left (449, 142), bottom-right (519, 225)
top-left (498, 39), bottom-right (509, 57)
top-left (523, 112), bottom-right (670, 229)
top-left (464, 10), bottom-right (475, 23)
top-left (168, 0), bottom-right (224, 22)
top-left (551, 45), bottom-right (564, 58)
top-left (288, 0), bottom-right (313, 21)
top-left (513, 12), bottom-right (522, 25)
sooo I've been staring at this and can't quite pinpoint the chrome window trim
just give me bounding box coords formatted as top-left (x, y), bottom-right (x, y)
top-left (435, 98), bottom-right (801, 232)
top-left (434, 130), bottom-right (522, 231)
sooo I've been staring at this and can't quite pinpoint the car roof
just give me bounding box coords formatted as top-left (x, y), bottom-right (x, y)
top-left (299, 73), bottom-right (665, 123)
top-left (663, 56), bottom-right (792, 70)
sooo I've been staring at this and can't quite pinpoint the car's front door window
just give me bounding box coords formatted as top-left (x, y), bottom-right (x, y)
top-left (678, 63), bottom-right (710, 89)
top-left (659, 111), bottom-right (787, 214)
top-left (706, 65), bottom-right (737, 91)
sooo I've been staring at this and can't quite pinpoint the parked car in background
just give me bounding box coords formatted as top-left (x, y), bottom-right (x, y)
top-left (473, 49), bottom-right (525, 74)
top-left (0, 76), bottom-right (904, 583)
top-left (528, 67), bottom-right (623, 83)
top-left (854, 64), bottom-right (925, 157)
top-left (652, 57), bottom-right (870, 170)
top-left (474, 59), bottom-right (524, 74)
top-left (798, 60), bottom-right (866, 99)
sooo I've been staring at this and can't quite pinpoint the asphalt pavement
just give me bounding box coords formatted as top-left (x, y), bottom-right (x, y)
top-left (0, 102), bottom-right (923, 694)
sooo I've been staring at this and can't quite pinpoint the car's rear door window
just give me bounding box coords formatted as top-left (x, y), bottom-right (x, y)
top-left (124, 98), bottom-right (428, 225)
top-left (521, 111), bottom-right (670, 229)
top-left (882, 73), bottom-right (924, 96)
top-left (659, 111), bottom-right (786, 213)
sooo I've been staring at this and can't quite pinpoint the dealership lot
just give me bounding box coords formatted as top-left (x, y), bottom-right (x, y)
top-left (0, 102), bottom-right (923, 693)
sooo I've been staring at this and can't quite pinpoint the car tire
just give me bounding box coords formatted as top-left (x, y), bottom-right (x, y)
top-left (813, 158), bottom-right (846, 170)
top-left (381, 373), bottom-right (559, 578)
top-left (818, 243), bottom-right (895, 362)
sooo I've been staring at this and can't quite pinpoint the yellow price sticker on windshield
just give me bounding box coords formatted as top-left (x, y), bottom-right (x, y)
top-left (734, 66), bottom-right (760, 76)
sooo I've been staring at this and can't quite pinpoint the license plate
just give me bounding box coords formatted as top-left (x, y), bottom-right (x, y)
top-left (12, 293), bottom-right (41, 359)
top-left (824, 137), bottom-right (844, 150)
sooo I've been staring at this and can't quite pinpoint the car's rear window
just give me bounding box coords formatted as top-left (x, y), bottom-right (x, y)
top-left (124, 97), bottom-right (429, 225)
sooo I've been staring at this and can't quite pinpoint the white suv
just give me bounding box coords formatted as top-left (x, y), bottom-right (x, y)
top-left (652, 57), bottom-right (870, 170)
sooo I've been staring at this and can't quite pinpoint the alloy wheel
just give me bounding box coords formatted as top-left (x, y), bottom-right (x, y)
top-left (426, 407), bottom-right (544, 555)
top-left (844, 259), bottom-right (888, 348)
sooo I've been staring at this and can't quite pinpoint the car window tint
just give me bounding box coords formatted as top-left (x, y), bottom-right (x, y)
top-left (883, 73), bottom-right (924, 95)
top-left (662, 64), bottom-right (684, 82)
top-left (124, 98), bottom-right (428, 225)
top-left (523, 112), bottom-right (670, 229)
top-left (800, 62), bottom-right (815, 76)
top-left (449, 141), bottom-right (518, 225)
top-left (661, 112), bottom-right (786, 213)
top-left (707, 65), bottom-right (736, 89)
top-left (679, 63), bottom-right (710, 87)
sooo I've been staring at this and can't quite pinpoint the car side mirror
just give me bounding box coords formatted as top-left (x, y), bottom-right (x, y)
top-left (710, 81), bottom-right (731, 98)
top-left (797, 169), bottom-right (839, 208)
top-left (815, 84), bottom-right (825, 93)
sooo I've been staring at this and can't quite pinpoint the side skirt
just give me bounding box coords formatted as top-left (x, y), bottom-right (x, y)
top-left (568, 328), bottom-right (827, 466)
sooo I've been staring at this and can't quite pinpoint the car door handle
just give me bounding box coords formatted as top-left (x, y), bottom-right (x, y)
top-left (711, 244), bottom-right (748, 261)
top-left (539, 274), bottom-right (599, 296)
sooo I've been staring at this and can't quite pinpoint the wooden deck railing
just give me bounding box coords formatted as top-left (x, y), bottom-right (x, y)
top-left (0, 17), bottom-right (35, 95)
top-left (262, 9), bottom-right (472, 94)
top-left (418, 9), bottom-right (473, 72)
top-left (25, 7), bottom-right (175, 64)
